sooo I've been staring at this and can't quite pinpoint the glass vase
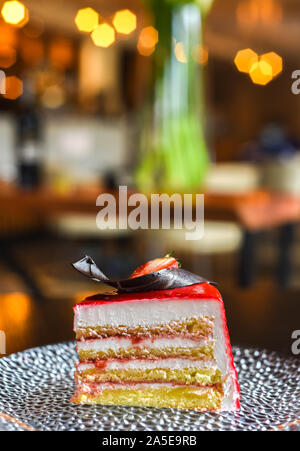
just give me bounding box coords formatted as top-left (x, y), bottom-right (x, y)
top-left (136, 0), bottom-right (214, 194)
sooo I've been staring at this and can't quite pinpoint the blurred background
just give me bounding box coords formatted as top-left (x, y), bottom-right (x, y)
top-left (0, 0), bottom-right (299, 357)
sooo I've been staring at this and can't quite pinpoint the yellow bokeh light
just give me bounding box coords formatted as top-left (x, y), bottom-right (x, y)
top-left (113, 9), bottom-right (137, 35)
top-left (75, 7), bottom-right (99, 33)
top-left (260, 52), bottom-right (282, 77)
top-left (13, 4), bottom-right (28, 28)
top-left (234, 48), bottom-right (258, 73)
top-left (249, 60), bottom-right (273, 85)
top-left (174, 42), bottom-right (187, 63)
top-left (2, 75), bottom-right (23, 99)
top-left (1, 1), bottom-right (27, 25)
top-left (91, 23), bottom-right (115, 48)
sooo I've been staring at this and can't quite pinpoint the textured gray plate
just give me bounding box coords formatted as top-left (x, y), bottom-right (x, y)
top-left (0, 342), bottom-right (299, 431)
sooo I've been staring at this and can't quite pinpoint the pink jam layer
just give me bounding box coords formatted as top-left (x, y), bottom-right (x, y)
top-left (76, 333), bottom-right (210, 344)
top-left (75, 355), bottom-right (215, 370)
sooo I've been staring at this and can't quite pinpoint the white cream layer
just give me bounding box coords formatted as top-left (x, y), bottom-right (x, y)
top-left (74, 299), bottom-right (214, 329)
top-left (76, 336), bottom-right (209, 353)
top-left (77, 358), bottom-right (217, 372)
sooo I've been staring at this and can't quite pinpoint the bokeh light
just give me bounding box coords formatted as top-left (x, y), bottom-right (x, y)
top-left (236, 0), bottom-right (261, 26)
top-left (234, 48), bottom-right (258, 73)
top-left (236, 0), bottom-right (282, 27)
top-left (2, 75), bottom-right (23, 99)
top-left (137, 40), bottom-right (155, 56)
top-left (1, 1), bottom-right (27, 26)
top-left (91, 24), bottom-right (115, 48)
top-left (260, 52), bottom-right (282, 77)
top-left (192, 44), bottom-right (208, 65)
top-left (75, 7), bottom-right (99, 33)
top-left (13, 3), bottom-right (28, 27)
top-left (249, 60), bottom-right (273, 85)
top-left (260, 0), bottom-right (282, 25)
top-left (174, 41), bottom-right (187, 63)
top-left (0, 20), bottom-right (17, 46)
top-left (137, 26), bottom-right (158, 56)
top-left (138, 26), bottom-right (158, 48)
top-left (2, 292), bottom-right (31, 325)
top-left (41, 84), bottom-right (66, 109)
top-left (113, 9), bottom-right (137, 35)
top-left (0, 44), bottom-right (16, 68)
top-left (49, 38), bottom-right (74, 70)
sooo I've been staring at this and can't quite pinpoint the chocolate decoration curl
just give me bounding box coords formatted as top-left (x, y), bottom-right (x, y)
top-left (72, 255), bottom-right (215, 295)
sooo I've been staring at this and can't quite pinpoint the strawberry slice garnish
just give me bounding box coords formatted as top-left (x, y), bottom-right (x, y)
top-left (130, 254), bottom-right (179, 279)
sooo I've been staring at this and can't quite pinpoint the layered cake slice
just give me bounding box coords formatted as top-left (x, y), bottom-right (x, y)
top-left (72, 256), bottom-right (240, 411)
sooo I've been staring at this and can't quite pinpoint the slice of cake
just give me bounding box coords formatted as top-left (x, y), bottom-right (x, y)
top-left (72, 256), bottom-right (240, 411)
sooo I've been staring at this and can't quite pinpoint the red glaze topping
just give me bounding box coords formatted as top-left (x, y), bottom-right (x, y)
top-left (74, 283), bottom-right (222, 309)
